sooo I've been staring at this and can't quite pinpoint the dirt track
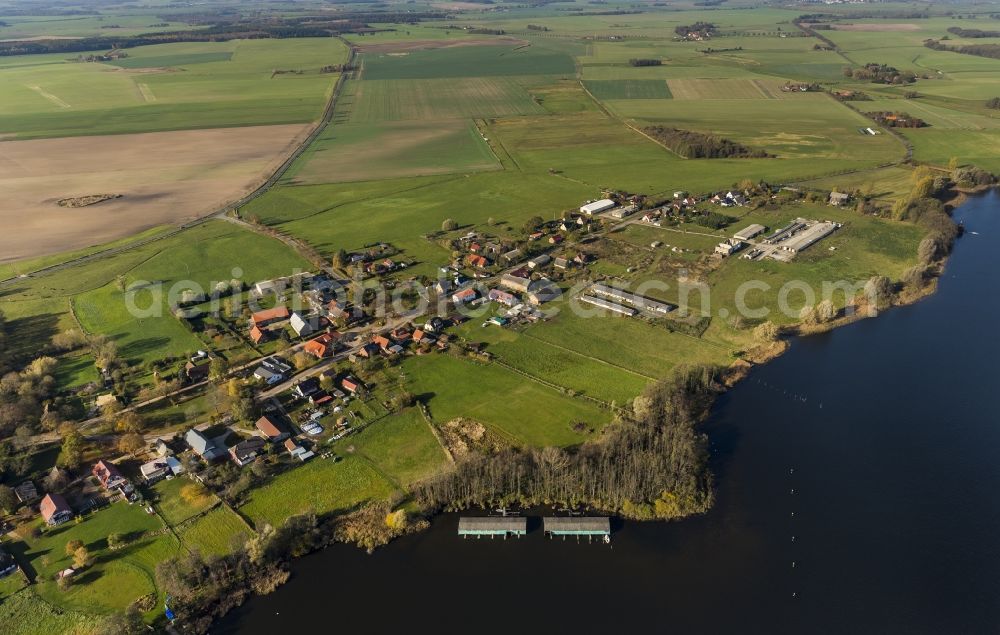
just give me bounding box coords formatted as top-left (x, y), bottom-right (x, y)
top-left (0, 124), bottom-right (311, 262)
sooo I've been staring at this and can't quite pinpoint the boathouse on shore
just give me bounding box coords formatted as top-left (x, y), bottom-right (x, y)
top-left (458, 517), bottom-right (527, 538)
top-left (543, 517), bottom-right (610, 537)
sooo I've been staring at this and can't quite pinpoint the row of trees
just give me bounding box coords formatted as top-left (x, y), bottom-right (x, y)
top-left (925, 39), bottom-right (1000, 60)
top-left (643, 126), bottom-right (770, 159)
top-left (946, 26), bottom-right (1000, 38)
top-left (843, 63), bottom-right (917, 85)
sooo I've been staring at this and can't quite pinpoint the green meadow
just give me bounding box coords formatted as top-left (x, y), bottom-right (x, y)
top-left (338, 408), bottom-right (451, 486)
top-left (401, 354), bottom-right (611, 447)
top-left (240, 456), bottom-right (398, 527)
top-left (0, 38), bottom-right (349, 138)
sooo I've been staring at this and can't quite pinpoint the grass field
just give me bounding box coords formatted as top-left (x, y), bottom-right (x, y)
top-left (286, 119), bottom-right (500, 184)
top-left (153, 478), bottom-right (218, 526)
top-left (240, 456), bottom-right (398, 527)
top-left (178, 507), bottom-right (251, 557)
top-left (1, 220), bottom-right (310, 369)
top-left (338, 408), bottom-right (451, 486)
top-left (343, 77), bottom-right (544, 122)
top-left (584, 79), bottom-right (672, 100)
top-left (401, 354), bottom-right (610, 447)
top-left (0, 38), bottom-right (348, 139)
top-left (360, 44), bottom-right (575, 80)
top-left (0, 589), bottom-right (92, 635)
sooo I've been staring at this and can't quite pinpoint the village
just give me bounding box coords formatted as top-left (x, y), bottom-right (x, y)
top-left (0, 181), bottom-right (852, 588)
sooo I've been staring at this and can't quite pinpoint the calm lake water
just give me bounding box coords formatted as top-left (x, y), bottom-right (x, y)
top-left (217, 192), bottom-right (1000, 634)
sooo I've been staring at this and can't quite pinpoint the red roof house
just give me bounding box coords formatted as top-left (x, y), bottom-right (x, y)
top-left (40, 493), bottom-right (73, 526)
top-left (249, 325), bottom-right (266, 344)
top-left (92, 460), bottom-right (126, 490)
top-left (303, 333), bottom-right (336, 359)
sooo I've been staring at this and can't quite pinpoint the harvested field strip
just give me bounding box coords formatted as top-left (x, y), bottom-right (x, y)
top-left (137, 82), bottom-right (156, 102)
top-left (584, 79), bottom-right (672, 100)
top-left (27, 84), bottom-right (69, 108)
top-left (666, 78), bottom-right (800, 100)
top-left (109, 51), bottom-right (234, 69)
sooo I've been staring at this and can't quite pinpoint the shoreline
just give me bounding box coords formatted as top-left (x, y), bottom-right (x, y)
top-left (186, 192), bottom-right (989, 632)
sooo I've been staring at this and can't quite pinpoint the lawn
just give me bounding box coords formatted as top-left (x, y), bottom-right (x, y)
top-left (240, 455), bottom-right (398, 527)
top-left (178, 507), bottom-right (251, 557)
top-left (338, 408), bottom-right (451, 486)
top-left (401, 354), bottom-right (611, 447)
top-left (152, 478), bottom-right (218, 526)
top-left (10, 501), bottom-right (179, 617)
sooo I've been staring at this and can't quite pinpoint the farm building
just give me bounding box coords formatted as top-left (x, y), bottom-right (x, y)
top-left (734, 224), bottom-right (766, 241)
top-left (580, 199), bottom-right (616, 215)
top-left (185, 429), bottom-right (226, 461)
top-left (609, 204), bottom-right (637, 219)
top-left (251, 306), bottom-right (290, 328)
top-left (715, 239), bottom-right (746, 257)
top-left (290, 312), bottom-right (319, 337)
top-left (527, 279), bottom-right (561, 305)
top-left (589, 284), bottom-right (674, 315)
top-left (500, 272), bottom-right (532, 294)
top-left (579, 295), bottom-right (636, 316)
top-left (40, 493), bottom-right (73, 526)
top-left (829, 191), bottom-right (850, 206)
top-left (777, 221), bottom-right (839, 254)
top-left (458, 517), bottom-right (527, 538)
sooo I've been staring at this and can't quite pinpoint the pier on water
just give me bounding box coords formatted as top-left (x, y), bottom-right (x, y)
top-left (543, 517), bottom-right (611, 542)
top-left (458, 517), bottom-right (527, 539)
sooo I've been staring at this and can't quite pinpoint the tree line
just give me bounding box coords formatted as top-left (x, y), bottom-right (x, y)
top-left (925, 38), bottom-right (1000, 61)
top-left (643, 126), bottom-right (770, 159)
top-left (946, 26), bottom-right (1000, 38)
top-left (415, 366), bottom-right (721, 520)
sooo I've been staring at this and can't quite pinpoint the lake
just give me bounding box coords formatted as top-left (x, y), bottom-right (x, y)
top-left (217, 192), bottom-right (1000, 634)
